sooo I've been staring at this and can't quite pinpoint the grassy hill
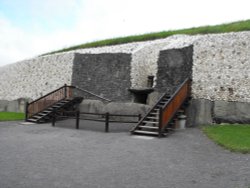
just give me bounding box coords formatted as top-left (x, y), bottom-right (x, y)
top-left (44, 19), bottom-right (250, 55)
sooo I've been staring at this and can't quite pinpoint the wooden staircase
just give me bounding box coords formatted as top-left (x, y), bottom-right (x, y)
top-left (131, 78), bottom-right (191, 137)
top-left (26, 97), bottom-right (83, 123)
top-left (25, 85), bottom-right (83, 123)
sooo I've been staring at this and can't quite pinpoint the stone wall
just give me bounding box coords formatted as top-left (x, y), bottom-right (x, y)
top-left (0, 53), bottom-right (74, 101)
top-left (156, 45), bottom-right (193, 94)
top-left (71, 53), bottom-right (132, 102)
top-left (130, 40), bottom-right (170, 88)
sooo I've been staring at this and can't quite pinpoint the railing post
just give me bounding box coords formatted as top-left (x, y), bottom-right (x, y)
top-left (25, 102), bottom-right (29, 121)
top-left (76, 111), bottom-right (80, 129)
top-left (52, 111), bottom-right (56, 127)
top-left (138, 114), bottom-right (142, 122)
top-left (105, 113), bottom-right (109, 132)
top-left (158, 108), bottom-right (163, 137)
top-left (64, 84), bottom-right (67, 99)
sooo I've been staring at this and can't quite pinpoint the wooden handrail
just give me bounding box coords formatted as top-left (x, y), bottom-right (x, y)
top-left (159, 78), bottom-right (191, 132)
top-left (26, 84), bottom-right (112, 120)
top-left (26, 84), bottom-right (74, 118)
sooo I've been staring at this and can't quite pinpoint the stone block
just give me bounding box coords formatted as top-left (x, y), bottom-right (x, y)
top-left (0, 100), bottom-right (9, 112)
top-left (213, 100), bottom-right (250, 123)
top-left (186, 99), bottom-right (213, 126)
top-left (79, 100), bottom-right (104, 114)
top-left (6, 100), bottom-right (19, 112)
top-left (103, 102), bottom-right (151, 121)
top-left (147, 91), bottom-right (161, 106)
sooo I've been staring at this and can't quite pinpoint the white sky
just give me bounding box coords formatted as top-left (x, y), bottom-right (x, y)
top-left (0, 0), bottom-right (250, 66)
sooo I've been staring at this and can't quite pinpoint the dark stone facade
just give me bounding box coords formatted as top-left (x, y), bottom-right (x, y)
top-left (156, 45), bottom-right (193, 94)
top-left (71, 53), bottom-right (133, 102)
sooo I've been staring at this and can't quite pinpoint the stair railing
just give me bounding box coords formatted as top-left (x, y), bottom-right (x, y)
top-left (130, 90), bottom-right (170, 132)
top-left (26, 84), bottom-right (113, 120)
top-left (158, 78), bottom-right (191, 134)
top-left (26, 84), bottom-right (74, 119)
top-left (74, 86), bottom-right (112, 102)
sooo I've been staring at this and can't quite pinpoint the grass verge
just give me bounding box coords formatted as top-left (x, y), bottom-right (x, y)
top-left (203, 124), bottom-right (250, 153)
top-left (43, 19), bottom-right (250, 56)
top-left (0, 112), bottom-right (25, 121)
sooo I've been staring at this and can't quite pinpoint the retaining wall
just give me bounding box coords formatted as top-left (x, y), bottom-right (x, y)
top-left (0, 32), bottom-right (250, 125)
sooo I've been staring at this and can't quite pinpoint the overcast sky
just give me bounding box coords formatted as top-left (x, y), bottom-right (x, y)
top-left (0, 0), bottom-right (250, 66)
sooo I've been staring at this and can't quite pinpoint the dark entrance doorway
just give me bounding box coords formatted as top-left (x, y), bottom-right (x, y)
top-left (128, 88), bottom-right (154, 104)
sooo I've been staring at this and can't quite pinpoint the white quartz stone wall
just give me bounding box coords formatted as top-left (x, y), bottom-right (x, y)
top-left (192, 32), bottom-right (250, 102)
top-left (131, 40), bottom-right (168, 88)
top-left (0, 53), bottom-right (74, 100)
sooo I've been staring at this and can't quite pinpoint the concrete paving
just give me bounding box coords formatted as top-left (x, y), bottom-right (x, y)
top-left (0, 120), bottom-right (249, 188)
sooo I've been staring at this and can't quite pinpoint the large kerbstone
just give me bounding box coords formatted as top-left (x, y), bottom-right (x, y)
top-left (186, 99), bottom-right (213, 126)
top-left (103, 102), bottom-right (151, 121)
top-left (0, 100), bottom-right (9, 112)
top-left (79, 100), bottom-right (105, 113)
top-left (213, 100), bottom-right (250, 123)
top-left (147, 91), bottom-right (161, 106)
top-left (6, 100), bottom-right (19, 112)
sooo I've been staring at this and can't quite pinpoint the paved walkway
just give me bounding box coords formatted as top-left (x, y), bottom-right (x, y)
top-left (0, 121), bottom-right (249, 188)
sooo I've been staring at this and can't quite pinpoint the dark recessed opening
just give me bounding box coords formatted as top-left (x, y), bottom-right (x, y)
top-left (128, 88), bottom-right (154, 104)
top-left (133, 93), bottom-right (148, 104)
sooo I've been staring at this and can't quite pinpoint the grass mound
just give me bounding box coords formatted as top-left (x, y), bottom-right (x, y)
top-left (203, 124), bottom-right (250, 153)
top-left (44, 19), bottom-right (250, 55)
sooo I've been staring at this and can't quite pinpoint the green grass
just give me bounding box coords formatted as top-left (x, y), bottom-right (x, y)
top-left (43, 19), bottom-right (250, 55)
top-left (0, 112), bottom-right (25, 121)
top-left (203, 124), bottom-right (250, 153)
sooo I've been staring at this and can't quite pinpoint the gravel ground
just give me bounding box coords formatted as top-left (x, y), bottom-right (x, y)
top-left (0, 121), bottom-right (249, 188)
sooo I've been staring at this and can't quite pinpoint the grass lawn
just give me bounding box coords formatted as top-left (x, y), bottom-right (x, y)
top-left (203, 124), bottom-right (250, 153)
top-left (0, 112), bottom-right (25, 121)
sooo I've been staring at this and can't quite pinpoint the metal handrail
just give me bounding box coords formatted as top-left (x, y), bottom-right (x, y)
top-left (74, 86), bottom-right (112, 102)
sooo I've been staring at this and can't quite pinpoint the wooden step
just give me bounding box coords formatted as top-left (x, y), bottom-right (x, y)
top-left (52, 105), bottom-right (62, 108)
top-left (27, 118), bottom-right (38, 122)
top-left (39, 111), bottom-right (50, 115)
top-left (150, 112), bottom-right (159, 115)
top-left (146, 116), bottom-right (159, 120)
top-left (43, 110), bottom-right (53, 113)
top-left (58, 101), bottom-right (68, 104)
top-left (33, 115), bottom-right (43, 119)
top-left (139, 125), bottom-right (158, 129)
top-left (142, 121), bottom-right (159, 124)
top-left (133, 130), bottom-right (159, 136)
top-left (156, 104), bottom-right (164, 107)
